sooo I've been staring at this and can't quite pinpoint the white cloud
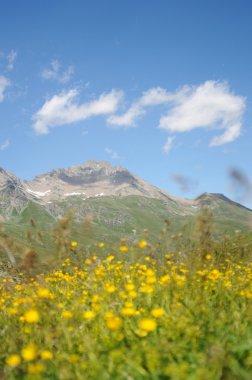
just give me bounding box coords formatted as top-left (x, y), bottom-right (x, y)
top-left (140, 87), bottom-right (174, 106)
top-left (7, 50), bottom-right (17, 71)
top-left (41, 60), bottom-right (74, 83)
top-left (0, 75), bottom-right (10, 102)
top-left (32, 81), bottom-right (245, 148)
top-left (0, 49), bottom-right (17, 71)
top-left (59, 66), bottom-right (74, 84)
top-left (108, 104), bottom-right (144, 127)
top-left (108, 87), bottom-right (173, 127)
top-left (0, 139), bottom-right (10, 151)
top-left (32, 88), bottom-right (124, 134)
top-left (163, 136), bottom-right (175, 154)
top-left (159, 81), bottom-right (246, 146)
top-left (105, 147), bottom-right (120, 160)
top-left (108, 80), bottom-right (245, 147)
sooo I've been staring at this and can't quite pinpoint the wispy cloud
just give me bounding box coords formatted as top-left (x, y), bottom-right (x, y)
top-left (108, 87), bottom-right (173, 127)
top-left (33, 81), bottom-right (245, 148)
top-left (7, 50), bottom-right (17, 71)
top-left (0, 50), bottom-right (16, 101)
top-left (32, 88), bottom-right (124, 134)
top-left (159, 81), bottom-right (245, 146)
top-left (0, 49), bottom-right (17, 72)
top-left (108, 81), bottom-right (245, 147)
top-left (0, 75), bottom-right (10, 102)
top-left (41, 59), bottom-right (74, 83)
top-left (105, 147), bottom-right (120, 160)
top-left (0, 139), bottom-right (10, 151)
top-left (163, 136), bottom-right (175, 154)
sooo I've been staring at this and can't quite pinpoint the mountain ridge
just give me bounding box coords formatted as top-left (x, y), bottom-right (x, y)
top-left (1, 162), bottom-right (252, 262)
top-left (1, 161), bottom-right (251, 210)
top-left (23, 160), bottom-right (181, 203)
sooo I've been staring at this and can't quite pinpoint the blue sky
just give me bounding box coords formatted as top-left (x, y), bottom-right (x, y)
top-left (0, 0), bottom-right (252, 206)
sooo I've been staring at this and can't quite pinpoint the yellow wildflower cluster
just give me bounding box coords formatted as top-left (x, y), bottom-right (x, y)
top-left (1, 246), bottom-right (252, 379)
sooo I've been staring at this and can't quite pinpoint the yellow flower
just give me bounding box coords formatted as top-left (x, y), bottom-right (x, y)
top-left (138, 240), bottom-right (147, 249)
top-left (124, 301), bottom-right (134, 308)
top-left (146, 276), bottom-right (156, 284)
top-left (7, 308), bottom-right (18, 315)
top-left (6, 354), bottom-right (21, 367)
top-left (224, 281), bottom-right (232, 287)
top-left (139, 284), bottom-right (154, 294)
top-left (139, 318), bottom-right (157, 332)
top-left (23, 309), bottom-right (40, 323)
top-left (205, 254), bottom-right (212, 260)
top-left (40, 350), bottom-right (53, 360)
top-left (83, 310), bottom-right (96, 320)
top-left (151, 308), bottom-right (164, 318)
top-left (21, 344), bottom-right (37, 361)
top-left (37, 288), bottom-right (50, 298)
top-left (128, 290), bottom-right (138, 298)
top-left (98, 242), bottom-right (105, 248)
top-left (28, 362), bottom-right (45, 374)
top-left (104, 311), bottom-right (115, 320)
top-left (106, 285), bottom-right (116, 293)
top-left (71, 241), bottom-right (77, 247)
top-left (92, 295), bottom-right (100, 303)
top-left (107, 255), bottom-right (114, 261)
top-left (120, 307), bottom-right (136, 316)
top-left (208, 269), bottom-right (221, 280)
top-left (120, 245), bottom-right (129, 253)
top-left (197, 270), bottom-right (207, 277)
top-left (62, 311), bottom-right (73, 319)
top-left (160, 274), bottom-right (171, 285)
top-left (125, 283), bottom-right (135, 291)
top-left (106, 317), bottom-right (123, 331)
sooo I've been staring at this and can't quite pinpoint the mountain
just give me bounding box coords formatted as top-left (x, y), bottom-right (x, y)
top-left (23, 160), bottom-right (177, 202)
top-left (0, 161), bottom-right (252, 262)
top-left (0, 167), bottom-right (34, 218)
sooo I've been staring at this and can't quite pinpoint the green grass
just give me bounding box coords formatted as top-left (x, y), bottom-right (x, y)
top-left (0, 240), bottom-right (252, 379)
top-left (0, 204), bottom-right (252, 379)
top-left (1, 195), bottom-right (252, 266)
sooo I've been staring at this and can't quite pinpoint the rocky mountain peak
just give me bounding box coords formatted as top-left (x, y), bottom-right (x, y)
top-left (22, 160), bottom-right (175, 202)
top-left (0, 168), bottom-right (32, 218)
top-left (0, 168), bottom-right (22, 192)
top-left (0, 167), bottom-right (11, 183)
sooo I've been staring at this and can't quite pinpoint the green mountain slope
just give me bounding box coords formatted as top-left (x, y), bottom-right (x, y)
top-left (1, 194), bottom-right (251, 264)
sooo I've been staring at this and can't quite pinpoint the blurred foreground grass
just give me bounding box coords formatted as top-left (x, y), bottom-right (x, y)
top-left (0, 211), bottom-right (252, 379)
top-left (0, 243), bottom-right (252, 379)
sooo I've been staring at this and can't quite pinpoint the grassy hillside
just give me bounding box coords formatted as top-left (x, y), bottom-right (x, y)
top-left (1, 195), bottom-right (252, 266)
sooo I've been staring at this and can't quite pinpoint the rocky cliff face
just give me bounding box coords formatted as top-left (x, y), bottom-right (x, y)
top-left (0, 168), bottom-right (32, 217)
top-left (23, 160), bottom-right (178, 202)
